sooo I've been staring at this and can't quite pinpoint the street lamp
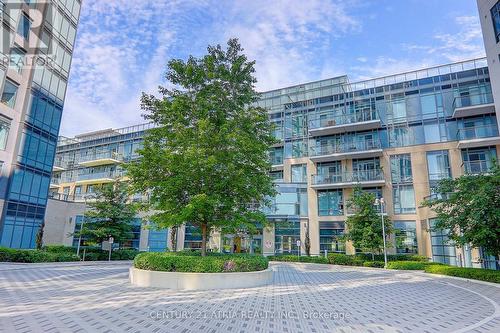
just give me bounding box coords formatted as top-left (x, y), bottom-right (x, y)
top-left (374, 197), bottom-right (388, 268)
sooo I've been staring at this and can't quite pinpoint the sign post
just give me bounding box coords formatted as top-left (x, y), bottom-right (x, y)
top-left (108, 236), bottom-right (114, 261)
top-left (296, 240), bottom-right (301, 260)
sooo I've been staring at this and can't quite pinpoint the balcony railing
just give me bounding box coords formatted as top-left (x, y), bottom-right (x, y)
top-left (453, 92), bottom-right (494, 110)
top-left (309, 111), bottom-right (379, 130)
top-left (463, 160), bottom-right (493, 174)
top-left (270, 155), bottom-right (284, 165)
top-left (312, 169), bottom-right (384, 185)
top-left (77, 170), bottom-right (124, 182)
top-left (310, 139), bottom-right (382, 157)
top-left (261, 203), bottom-right (301, 216)
top-left (457, 124), bottom-right (499, 141)
top-left (79, 151), bottom-right (122, 163)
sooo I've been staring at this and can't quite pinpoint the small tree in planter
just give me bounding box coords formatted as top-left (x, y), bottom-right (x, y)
top-left (344, 188), bottom-right (392, 260)
top-left (126, 39), bottom-right (276, 256)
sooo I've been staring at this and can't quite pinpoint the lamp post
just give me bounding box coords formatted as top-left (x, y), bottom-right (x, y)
top-left (374, 197), bottom-right (388, 268)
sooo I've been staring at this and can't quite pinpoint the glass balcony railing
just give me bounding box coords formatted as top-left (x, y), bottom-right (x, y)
top-left (309, 111), bottom-right (379, 130)
top-left (261, 203), bottom-right (301, 216)
top-left (312, 169), bottom-right (384, 185)
top-left (423, 193), bottom-right (452, 203)
top-left (270, 155), bottom-right (284, 165)
top-left (457, 124), bottom-right (499, 141)
top-left (79, 151), bottom-right (122, 163)
top-left (77, 170), bottom-right (124, 182)
top-left (453, 92), bottom-right (494, 110)
top-left (463, 160), bottom-right (493, 174)
top-left (310, 139), bottom-right (382, 157)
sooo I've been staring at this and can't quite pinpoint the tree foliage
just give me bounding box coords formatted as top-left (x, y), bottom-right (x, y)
top-left (423, 163), bottom-right (500, 257)
top-left (74, 181), bottom-right (138, 247)
top-left (125, 39), bottom-right (276, 256)
top-left (344, 188), bottom-right (392, 258)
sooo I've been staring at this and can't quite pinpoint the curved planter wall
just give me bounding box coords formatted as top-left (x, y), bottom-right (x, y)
top-left (129, 267), bottom-right (273, 290)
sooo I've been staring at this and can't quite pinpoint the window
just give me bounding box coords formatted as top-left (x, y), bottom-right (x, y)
top-left (429, 218), bottom-right (456, 265)
top-left (393, 185), bottom-right (416, 214)
top-left (461, 147), bottom-right (497, 174)
top-left (0, 117), bottom-right (10, 150)
top-left (148, 228), bottom-right (168, 252)
top-left (394, 221), bottom-right (417, 254)
top-left (390, 154), bottom-right (413, 183)
top-left (74, 186), bottom-right (82, 195)
top-left (318, 189), bottom-right (343, 216)
top-left (426, 150), bottom-right (451, 192)
top-left (10, 48), bottom-right (26, 73)
top-left (291, 164), bottom-right (307, 183)
top-left (184, 224), bottom-right (202, 249)
top-left (319, 221), bottom-right (345, 254)
top-left (491, 1), bottom-right (500, 43)
top-left (270, 170), bottom-right (283, 182)
top-left (17, 13), bottom-right (31, 40)
top-left (275, 221), bottom-right (300, 255)
top-left (1, 80), bottom-right (18, 108)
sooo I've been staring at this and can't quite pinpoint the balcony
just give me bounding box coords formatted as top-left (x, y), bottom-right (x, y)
top-left (52, 160), bottom-right (66, 172)
top-left (456, 124), bottom-right (500, 148)
top-left (310, 139), bottom-right (383, 162)
top-left (75, 170), bottom-right (123, 185)
top-left (309, 111), bottom-right (381, 137)
top-left (452, 92), bottom-right (495, 118)
top-left (262, 203), bottom-right (301, 218)
top-left (270, 155), bottom-right (284, 170)
top-left (463, 160), bottom-right (494, 175)
top-left (311, 169), bottom-right (385, 189)
top-left (78, 151), bottom-right (122, 167)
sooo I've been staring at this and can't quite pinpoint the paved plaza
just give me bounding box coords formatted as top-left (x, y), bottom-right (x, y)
top-left (0, 261), bottom-right (499, 333)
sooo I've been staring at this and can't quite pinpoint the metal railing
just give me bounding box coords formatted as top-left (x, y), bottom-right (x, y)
top-left (457, 124), bottom-right (499, 141)
top-left (79, 151), bottom-right (123, 163)
top-left (77, 170), bottom-right (124, 182)
top-left (310, 139), bottom-right (382, 156)
top-left (312, 169), bottom-right (384, 185)
top-left (309, 110), bottom-right (379, 129)
top-left (453, 92), bottom-right (493, 109)
top-left (463, 160), bottom-right (492, 174)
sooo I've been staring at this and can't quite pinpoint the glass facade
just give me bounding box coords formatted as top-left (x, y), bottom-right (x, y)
top-left (491, 1), bottom-right (500, 43)
top-left (184, 224), bottom-right (202, 250)
top-left (275, 220), bottom-right (300, 255)
top-left (291, 164), bottom-right (307, 183)
top-left (429, 218), bottom-right (457, 265)
top-left (318, 189), bottom-right (343, 216)
top-left (394, 221), bottom-right (417, 254)
top-left (319, 221), bottom-right (345, 254)
top-left (391, 154), bottom-right (416, 214)
top-left (461, 147), bottom-right (497, 174)
top-left (148, 229), bottom-right (168, 252)
top-left (426, 150), bottom-right (451, 193)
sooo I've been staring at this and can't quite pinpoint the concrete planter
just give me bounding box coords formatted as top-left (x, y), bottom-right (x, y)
top-left (129, 266), bottom-right (273, 290)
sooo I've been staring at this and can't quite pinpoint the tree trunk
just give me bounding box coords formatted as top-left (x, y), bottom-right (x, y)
top-left (170, 226), bottom-right (177, 252)
top-left (371, 252), bottom-right (374, 261)
top-left (201, 223), bottom-right (208, 257)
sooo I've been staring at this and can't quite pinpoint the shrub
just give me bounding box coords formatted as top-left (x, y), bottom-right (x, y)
top-left (354, 253), bottom-right (428, 262)
top-left (363, 261), bottom-right (385, 268)
top-left (134, 252), bottom-right (268, 273)
top-left (327, 253), bottom-right (364, 266)
top-left (424, 265), bottom-right (500, 284)
top-left (387, 261), bottom-right (441, 270)
top-left (0, 247), bottom-right (80, 263)
top-left (267, 255), bottom-right (329, 264)
top-left (42, 245), bottom-right (75, 254)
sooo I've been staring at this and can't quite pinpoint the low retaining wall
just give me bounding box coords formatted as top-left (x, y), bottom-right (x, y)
top-left (129, 267), bottom-right (273, 290)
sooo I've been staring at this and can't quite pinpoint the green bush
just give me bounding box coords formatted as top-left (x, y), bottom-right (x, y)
top-left (363, 261), bottom-right (385, 268)
top-left (134, 252), bottom-right (268, 273)
top-left (267, 255), bottom-right (329, 264)
top-left (424, 265), bottom-right (500, 283)
top-left (386, 261), bottom-right (441, 270)
top-left (354, 253), bottom-right (428, 262)
top-left (0, 247), bottom-right (80, 263)
top-left (327, 253), bottom-right (364, 266)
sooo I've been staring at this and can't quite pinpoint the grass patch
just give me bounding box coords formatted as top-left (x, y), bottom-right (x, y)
top-left (134, 252), bottom-right (269, 273)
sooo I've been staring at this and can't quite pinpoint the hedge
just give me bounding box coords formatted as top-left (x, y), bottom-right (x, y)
top-left (43, 245), bottom-right (141, 261)
top-left (134, 252), bottom-right (269, 273)
top-left (354, 253), bottom-right (428, 262)
top-left (424, 265), bottom-right (500, 284)
top-left (0, 247), bottom-right (80, 263)
top-left (267, 255), bottom-right (329, 264)
top-left (363, 261), bottom-right (385, 268)
top-left (327, 253), bottom-right (364, 266)
top-left (386, 261), bottom-right (442, 270)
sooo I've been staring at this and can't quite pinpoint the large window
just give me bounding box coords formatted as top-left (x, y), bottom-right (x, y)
top-left (275, 220), bottom-right (300, 255)
top-left (319, 221), bottom-right (345, 254)
top-left (10, 48), bottom-right (26, 73)
top-left (17, 13), bottom-right (31, 40)
top-left (148, 229), bottom-right (168, 252)
top-left (461, 147), bottom-right (497, 174)
top-left (318, 189), bottom-right (343, 216)
top-left (394, 221), bottom-right (417, 254)
top-left (183, 224), bottom-right (202, 250)
top-left (429, 218), bottom-right (457, 265)
top-left (270, 170), bottom-right (283, 182)
top-left (390, 154), bottom-right (413, 183)
top-left (426, 150), bottom-right (451, 192)
top-left (492, 1), bottom-right (500, 43)
top-left (1, 80), bottom-right (18, 108)
top-left (0, 117), bottom-right (10, 150)
top-left (393, 185), bottom-right (416, 214)
top-left (291, 164), bottom-right (307, 183)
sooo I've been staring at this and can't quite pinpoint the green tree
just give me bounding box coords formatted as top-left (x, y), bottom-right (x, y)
top-left (344, 188), bottom-right (392, 260)
top-left (423, 163), bottom-right (500, 257)
top-left (126, 39), bottom-right (276, 256)
top-left (74, 181), bottom-right (138, 247)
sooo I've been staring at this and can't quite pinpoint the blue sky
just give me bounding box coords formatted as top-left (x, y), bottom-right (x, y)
top-left (60, 0), bottom-right (485, 136)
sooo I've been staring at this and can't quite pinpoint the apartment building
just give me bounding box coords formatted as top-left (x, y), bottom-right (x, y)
top-left (46, 58), bottom-right (500, 269)
top-left (0, 0), bottom-right (81, 248)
